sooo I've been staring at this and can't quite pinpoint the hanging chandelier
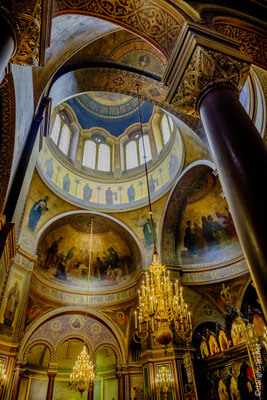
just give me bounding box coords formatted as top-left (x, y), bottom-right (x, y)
top-left (155, 366), bottom-right (173, 400)
top-left (69, 346), bottom-right (95, 396)
top-left (134, 85), bottom-right (192, 346)
top-left (69, 218), bottom-right (95, 397)
top-left (0, 362), bottom-right (6, 388)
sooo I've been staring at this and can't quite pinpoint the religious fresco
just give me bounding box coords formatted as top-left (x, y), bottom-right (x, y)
top-left (37, 130), bottom-right (183, 212)
top-left (0, 267), bottom-right (26, 338)
top-left (36, 213), bottom-right (142, 289)
top-left (178, 172), bottom-right (242, 266)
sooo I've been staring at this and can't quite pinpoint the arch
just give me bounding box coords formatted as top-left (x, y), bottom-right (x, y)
top-left (32, 209), bottom-right (145, 269)
top-left (22, 339), bottom-right (55, 364)
top-left (160, 160), bottom-right (215, 265)
top-left (18, 306), bottom-right (127, 364)
top-left (55, 335), bottom-right (93, 361)
top-left (53, 2), bottom-right (189, 59)
top-left (94, 343), bottom-right (122, 366)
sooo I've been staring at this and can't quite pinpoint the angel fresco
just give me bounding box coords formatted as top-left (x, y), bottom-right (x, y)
top-left (28, 196), bottom-right (49, 232)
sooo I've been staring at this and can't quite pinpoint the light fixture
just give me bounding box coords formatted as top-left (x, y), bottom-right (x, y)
top-left (69, 218), bottom-right (95, 397)
top-left (155, 366), bottom-right (173, 400)
top-left (133, 85), bottom-right (192, 346)
top-left (0, 361), bottom-right (6, 387)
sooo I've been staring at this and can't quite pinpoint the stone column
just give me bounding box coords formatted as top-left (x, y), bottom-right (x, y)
top-left (117, 367), bottom-right (124, 400)
top-left (69, 122), bottom-right (80, 163)
top-left (46, 364), bottom-right (58, 400)
top-left (0, 14), bottom-right (15, 83)
top-left (87, 383), bottom-right (94, 400)
top-left (165, 31), bottom-right (267, 318)
top-left (10, 363), bottom-right (25, 400)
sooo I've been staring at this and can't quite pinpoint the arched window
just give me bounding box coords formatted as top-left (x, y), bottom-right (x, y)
top-left (83, 140), bottom-right (96, 169)
top-left (126, 141), bottom-right (138, 169)
top-left (139, 135), bottom-right (152, 164)
top-left (50, 114), bottom-right (61, 144)
top-left (98, 144), bottom-right (110, 171)
top-left (58, 124), bottom-right (71, 155)
top-left (162, 115), bottom-right (171, 145)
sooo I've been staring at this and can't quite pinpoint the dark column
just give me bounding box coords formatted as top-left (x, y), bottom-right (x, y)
top-left (199, 86), bottom-right (267, 318)
top-left (4, 97), bottom-right (50, 222)
top-left (10, 363), bottom-right (24, 400)
top-left (46, 370), bottom-right (57, 400)
top-left (0, 15), bottom-right (15, 83)
top-left (117, 372), bottom-right (124, 400)
top-left (87, 384), bottom-right (94, 400)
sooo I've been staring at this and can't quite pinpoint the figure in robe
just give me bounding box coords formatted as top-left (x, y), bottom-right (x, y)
top-left (127, 184), bottom-right (135, 203)
top-left (4, 282), bottom-right (20, 326)
top-left (201, 216), bottom-right (218, 247)
top-left (184, 221), bottom-right (197, 255)
top-left (43, 237), bottom-right (63, 270)
top-left (44, 158), bottom-right (54, 179)
top-left (143, 218), bottom-right (157, 247)
top-left (83, 183), bottom-right (93, 202)
top-left (28, 196), bottom-right (49, 232)
top-left (63, 173), bottom-right (70, 193)
top-left (105, 187), bottom-right (116, 204)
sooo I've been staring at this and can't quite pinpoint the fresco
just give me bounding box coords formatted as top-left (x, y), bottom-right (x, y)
top-left (37, 130), bottom-right (183, 211)
top-left (36, 214), bottom-right (142, 289)
top-left (179, 172), bottom-right (242, 266)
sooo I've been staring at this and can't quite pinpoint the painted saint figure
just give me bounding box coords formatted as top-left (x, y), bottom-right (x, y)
top-left (63, 173), bottom-right (70, 193)
top-left (105, 187), bottom-right (117, 205)
top-left (43, 237), bottom-right (63, 270)
top-left (143, 217), bottom-right (157, 247)
top-left (83, 183), bottom-right (93, 202)
top-left (44, 158), bottom-right (54, 179)
top-left (4, 282), bottom-right (20, 326)
top-left (127, 184), bottom-right (135, 203)
top-left (28, 196), bottom-right (49, 232)
top-left (184, 221), bottom-right (197, 255)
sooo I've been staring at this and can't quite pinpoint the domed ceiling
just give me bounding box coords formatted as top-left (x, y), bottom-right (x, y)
top-left (36, 213), bottom-right (142, 290)
top-left (65, 91), bottom-right (154, 136)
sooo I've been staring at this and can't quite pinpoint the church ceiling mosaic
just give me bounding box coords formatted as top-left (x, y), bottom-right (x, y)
top-left (65, 92), bottom-right (154, 136)
top-left (36, 213), bottom-right (142, 290)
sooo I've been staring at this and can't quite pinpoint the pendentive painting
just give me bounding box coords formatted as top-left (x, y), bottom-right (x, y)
top-left (178, 171), bottom-right (242, 266)
top-left (36, 213), bottom-right (142, 289)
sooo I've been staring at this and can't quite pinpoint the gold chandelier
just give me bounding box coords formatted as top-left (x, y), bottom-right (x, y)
top-left (0, 362), bottom-right (6, 388)
top-left (134, 85), bottom-right (192, 346)
top-left (155, 366), bottom-right (173, 400)
top-left (69, 346), bottom-right (95, 396)
top-left (69, 218), bottom-right (95, 397)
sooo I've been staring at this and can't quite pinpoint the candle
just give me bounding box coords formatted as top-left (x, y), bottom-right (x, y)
top-left (134, 311), bottom-right (137, 329)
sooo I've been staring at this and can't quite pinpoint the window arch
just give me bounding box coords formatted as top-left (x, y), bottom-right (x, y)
top-left (126, 141), bottom-right (138, 169)
top-left (58, 124), bottom-right (71, 155)
top-left (83, 140), bottom-right (96, 169)
top-left (161, 115), bottom-right (171, 145)
top-left (98, 144), bottom-right (110, 171)
top-left (139, 135), bottom-right (152, 164)
top-left (50, 114), bottom-right (61, 145)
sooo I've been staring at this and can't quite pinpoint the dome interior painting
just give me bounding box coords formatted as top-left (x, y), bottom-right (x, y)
top-left (36, 213), bottom-right (142, 289)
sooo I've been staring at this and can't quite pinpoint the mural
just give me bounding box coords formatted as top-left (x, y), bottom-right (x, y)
top-left (28, 196), bottom-right (49, 232)
top-left (38, 130), bottom-right (183, 211)
top-left (179, 172), bottom-right (242, 266)
top-left (36, 214), bottom-right (142, 289)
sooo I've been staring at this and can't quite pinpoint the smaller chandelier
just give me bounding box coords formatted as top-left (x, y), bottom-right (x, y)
top-left (69, 346), bottom-right (95, 396)
top-left (155, 366), bottom-right (173, 400)
top-left (0, 362), bottom-right (6, 388)
top-left (134, 253), bottom-right (192, 346)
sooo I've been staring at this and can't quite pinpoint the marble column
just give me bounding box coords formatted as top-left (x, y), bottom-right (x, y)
top-left (69, 122), bottom-right (80, 163)
top-left (10, 363), bottom-right (24, 400)
top-left (166, 34), bottom-right (267, 318)
top-left (46, 367), bottom-right (57, 400)
top-left (199, 85), bottom-right (267, 317)
top-left (117, 369), bottom-right (124, 400)
top-left (0, 15), bottom-right (15, 83)
top-left (87, 383), bottom-right (94, 400)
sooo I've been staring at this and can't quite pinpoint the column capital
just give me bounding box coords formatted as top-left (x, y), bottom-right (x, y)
top-left (47, 362), bottom-right (58, 377)
top-left (0, 0), bottom-right (52, 66)
top-left (164, 23), bottom-right (251, 117)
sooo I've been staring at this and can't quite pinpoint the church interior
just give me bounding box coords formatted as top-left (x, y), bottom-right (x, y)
top-left (0, 1), bottom-right (267, 399)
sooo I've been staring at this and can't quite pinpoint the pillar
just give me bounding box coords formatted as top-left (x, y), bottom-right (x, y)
top-left (165, 30), bottom-right (267, 319)
top-left (46, 364), bottom-right (58, 400)
top-left (10, 363), bottom-right (25, 400)
top-left (117, 368), bottom-right (124, 400)
top-left (0, 14), bottom-right (15, 83)
top-left (69, 122), bottom-right (80, 163)
top-left (199, 85), bottom-right (267, 317)
top-left (87, 383), bottom-right (94, 400)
